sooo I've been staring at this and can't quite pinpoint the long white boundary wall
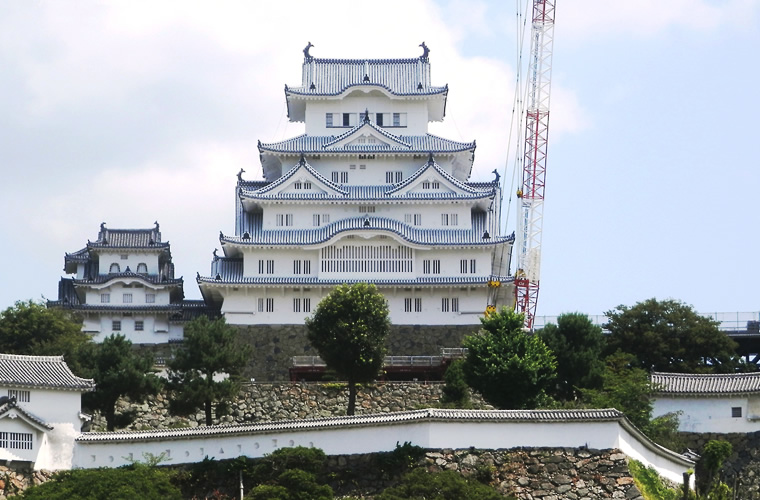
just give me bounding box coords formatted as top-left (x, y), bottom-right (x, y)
top-left (74, 408), bottom-right (693, 485)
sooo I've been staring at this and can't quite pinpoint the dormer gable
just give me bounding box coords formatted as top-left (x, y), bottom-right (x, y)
top-left (388, 154), bottom-right (484, 197)
top-left (324, 117), bottom-right (411, 151)
top-left (252, 155), bottom-right (348, 197)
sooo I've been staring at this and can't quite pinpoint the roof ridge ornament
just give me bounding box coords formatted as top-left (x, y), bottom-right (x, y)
top-left (419, 41), bottom-right (430, 62)
top-left (427, 152), bottom-right (435, 167)
top-left (363, 109), bottom-right (371, 124)
top-left (299, 153), bottom-right (307, 167)
top-left (303, 41), bottom-right (314, 61)
top-left (237, 168), bottom-right (245, 182)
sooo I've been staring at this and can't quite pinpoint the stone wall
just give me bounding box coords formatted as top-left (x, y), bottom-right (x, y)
top-left (90, 382), bottom-right (491, 431)
top-left (234, 324), bottom-right (480, 381)
top-left (0, 464), bottom-right (54, 500)
top-left (681, 430), bottom-right (760, 499)
top-left (325, 448), bottom-right (643, 499)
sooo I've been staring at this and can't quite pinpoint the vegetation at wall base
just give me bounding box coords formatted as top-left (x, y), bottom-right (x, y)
top-left (374, 468), bottom-right (508, 500)
top-left (628, 460), bottom-right (690, 500)
top-left (440, 359), bottom-right (472, 408)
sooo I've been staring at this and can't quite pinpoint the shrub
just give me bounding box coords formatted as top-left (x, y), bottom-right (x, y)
top-left (375, 468), bottom-right (506, 500)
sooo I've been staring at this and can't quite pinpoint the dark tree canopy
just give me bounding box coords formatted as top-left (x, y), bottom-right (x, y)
top-left (0, 300), bottom-right (90, 374)
top-left (81, 334), bottom-right (162, 431)
top-left (463, 308), bottom-right (556, 409)
top-left (539, 312), bottom-right (605, 400)
top-left (305, 283), bottom-right (390, 415)
top-left (167, 316), bottom-right (251, 426)
top-left (604, 298), bottom-right (738, 372)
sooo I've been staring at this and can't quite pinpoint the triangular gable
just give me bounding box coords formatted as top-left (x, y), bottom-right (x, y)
top-left (387, 154), bottom-right (484, 196)
top-left (323, 118), bottom-right (412, 150)
top-left (253, 155), bottom-right (348, 196)
top-left (0, 403), bottom-right (53, 432)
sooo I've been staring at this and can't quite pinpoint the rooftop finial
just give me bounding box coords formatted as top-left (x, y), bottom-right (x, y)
top-left (419, 42), bottom-right (430, 61)
top-left (304, 41), bottom-right (314, 61)
top-left (100, 222), bottom-right (106, 232)
top-left (492, 169), bottom-right (501, 183)
top-left (213, 248), bottom-right (218, 259)
top-left (237, 168), bottom-right (245, 182)
top-left (154, 220), bottom-right (159, 231)
top-left (427, 152), bottom-right (435, 166)
top-left (299, 153), bottom-right (307, 166)
top-left (363, 109), bottom-right (371, 124)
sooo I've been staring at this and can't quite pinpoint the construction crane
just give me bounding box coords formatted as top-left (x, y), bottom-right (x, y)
top-left (514, 0), bottom-right (556, 329)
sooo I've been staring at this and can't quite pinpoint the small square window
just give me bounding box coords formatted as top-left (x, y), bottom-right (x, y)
top-left (112, 320), bottom-right (121, 331)
top-left (732, 407), bottom-right (742, 418)
top-left (135, 320), bottom-right (144, 331)
top-left (101, 293), bottom-right (110, 303)
top-left (123, 293), bottom-right (132, 304)
top-left (145, 293), bottom-right (156, 303)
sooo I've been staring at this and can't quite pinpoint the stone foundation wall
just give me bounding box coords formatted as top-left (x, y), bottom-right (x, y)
top-left (90, 382), bottom-right (491, 432)
top-left (235, 324), bottom-right (480, 381)
top-left (0, 465), bottom-right (54, 500)
top-left (325, 448), bottom-right (643, 499)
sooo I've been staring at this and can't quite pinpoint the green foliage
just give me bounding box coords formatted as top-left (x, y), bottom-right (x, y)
top-left (539, 312), bottom-right (605, 400)
top-left (580, 351), bottom-right (654, 430)
top-left (20, 464), bottom-right (182, 500)
top-left (645, 411), bottom-right (684, 452)
top-left (305, 283), bottom-right (390, 415)
top-left (81, 334), bottom-right (162, 431)
top-left (697, 440), bottom-right (733, 496)
top-left (374, 442), bottom-right (427, 477)
top-left (374, 468), bottom-right (505, 500)
top-left (247, 447), bottom-right (332, 500)
top-left (167, 316), bottom-right (252, 425)
top-left (604, 298), bottom-right (738, 372)
top-left (440, 360), bottom-right (472, 408)
top-left (462, 308), bottom-right (556, 409)
top-left (628, 460), bottom-right (690, 500)
top-left (0, 300), bottom-right (91, 374)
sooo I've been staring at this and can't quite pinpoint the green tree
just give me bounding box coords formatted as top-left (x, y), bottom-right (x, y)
top-left (20, 463), bottom-right (182, 500)
top-left (696, 440), bottom-right (733, 496)
top-left (604, 298), bottom-right (738, 372)
top-left (247, 447), bottom-right (332, 500)
top-left (81, 334), bottom-right (162, 431)
top-left (0, 300), bottom-right (91, 373)
top-left (440, 360), bottom-right (472, 408)
top-left (580, 351), bottom-right (653, 430)
top-left (167, 316), bottom-right (252, 425)
top-left (375, 468), bottom-right (505, 500)
top-left (305, 283), bottom-right (390, 415)
top-left (462, 308), bottom-right (556, 409)
top-left (538, 312), bottom-right (605, 400)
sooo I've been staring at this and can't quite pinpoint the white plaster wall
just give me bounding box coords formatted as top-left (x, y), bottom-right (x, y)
top-left (74, 417), bottom-right (693, 485)
top-left (0, 417), bottom-right (43, 463)
top-left (83, 282), bottom-right (171, 307)
top-left (304, 97), bottom-right (429, 136)
top-left (305, 155), bottom-right (458, 184)
top-left (653, 396), bottom-right (760, 433)
top-left (96, 252), bottom-right (160, 275)
top-left (242, 249), bottom-right (318, 278)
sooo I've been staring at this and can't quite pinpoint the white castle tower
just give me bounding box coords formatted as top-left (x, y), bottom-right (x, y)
top-left (198, 44), bottom-right (514, 326)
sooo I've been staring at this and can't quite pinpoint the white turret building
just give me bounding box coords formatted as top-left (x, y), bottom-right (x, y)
top-left (198, 45), bottom-right (514, 325)
top-left (50, 223), bottom-right (208, 343)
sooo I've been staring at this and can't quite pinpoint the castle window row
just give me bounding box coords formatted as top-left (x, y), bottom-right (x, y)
top-left (293, 181), bottom-right (312, 190)
top-left (276, 214), bottom-right (294, 227)
top-left (258, 259), bottom-right (275, 274)
top-left (313, 214), bottom-right (330, 226)
top-left (0, 432), bottom-right (33, 450)
top-left (293, 260), bottom-right (312, 275)
top-left (321, 244), bottom-right (413, 273)
top-left (292, 297), bottom-right (312, 313)
top-left (331, 171), bottom-right (349, 183)
top-left (386, 171), bottom-right (403, 183)
top-left (258, 298), bottom-right (274, 313)
top-left (108, 262), bottom-right (149, 274)
top-left (101, 293), bottom-right (157, 304)
top-left (7, 389), bottom-right (30, 403)
top-left (272, 212), bottom-right (460, 228)
top-left (441, 214), bottom-right (458, 226)
top-left (325, 112), bottom-right (407, 128)
top-left (421, 181), bottom-right (440, 190)
top-left (404, 297), bottom-right (460, 313)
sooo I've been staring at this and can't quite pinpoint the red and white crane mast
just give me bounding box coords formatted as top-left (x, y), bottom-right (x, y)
top-left (515, 0), bottom-right (556, 329)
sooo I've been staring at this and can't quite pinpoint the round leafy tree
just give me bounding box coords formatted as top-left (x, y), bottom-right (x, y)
top-left (305, 283), bottom-right (390, 415)
top-left (463, 308), bottom-right (556, 409)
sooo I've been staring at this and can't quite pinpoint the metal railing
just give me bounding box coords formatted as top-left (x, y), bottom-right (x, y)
top-left (532, 312), bottom-right (760, 332)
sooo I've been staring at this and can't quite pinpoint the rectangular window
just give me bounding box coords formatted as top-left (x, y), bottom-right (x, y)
top-left (405, 214), bottom-right (412, 224)
top-left (422, 259), bottom-right (441, 275)
top-left (331, 171), bottom-right (349, 183)
top-left (304, 298), bottom-right (311, 312)
top-left (145, 293), bottom-right (156, 303)
top-left (422, 181), bottom-right (430, 189)
top-left (376, 113), bottom-right (384, 126)
top-left (112, 320), bottom-right (121, 331)
top-left (360, 164), bottom-right (366, 170)
top-left (304, 260), bottom-right (311, 274)
top-left (135, 320), bottom-right (144, 331)
top-left (414, 298), bottom-right (422, 312)
top-left (423, 260), bottom-right (430, 274)
top-left (326, 113), bottom-right (333, 127)
top-left (358, 206), bottom-right (375, 213)
top-left (294, 181), bottom-right (302, 189)
top-left (294, 260), bottom-right (301, 274)
top-left (432, 181), bottom-right (440, 189)
top-left (452, 298), bottom-right (459, 312)
top-left (266, 298), bottom-right (274, 312)
top-left (341, 172), bottom-right (348, 183)
top-left (101, 293), bottom-right (110, 304)
top-left (286, 214), bottom-right (293, 226)
top-left (7, 389), bottom-right (30, 403)
top-left (304, 181), bottom-right (312, 189)
top-left (349, 164), bottom-right (357, 170)
top-left (120, 254), bottom-right (128, 260)
top-left (293, 298), bottom-right (301, 313)
top-left (323, 214), bottom-right (330, 224)
top-left (259, 259), bottom-right (264, 274)
top-left (0, 432), bottom-right (33, 450)
top-left (441, 214), bottom-right (449, 226)
top-left (442, 298), bottom-right (450, 312)
top-left (414, 214), bottom-right (422, 226)
top-left (732, 407), bottom-right (743, 418)
top-left (342, 113), bottom-right (356, 127)
top-left (404, 298), bottom-right (412, 312)
top-left (451, 213), bottom-right (458, 226)
top-left (313, 214), bottom-right (320, 226)
top-left (276, 214), bottom-right (283, 226)
top-left (123, 293), bottom-right (132, 304)
top-left (267, 260), bottom-right (274, 274)
top-left (392, 113), bottom-right (407, 127)
top-left (470, 259), bottom-right (476, 273)
top-left (386, 171), bottom-right (403, 183)
top-left (259, 260), bottom-right (274, 274)
top-left (257, 298), bottom-right (264, 312)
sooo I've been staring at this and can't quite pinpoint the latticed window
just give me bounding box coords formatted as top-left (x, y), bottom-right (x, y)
top-left (414, 298), bottom-right (422, 312)
top-left (404, 298), bottom-right (412, 312)
top-left (145, 293), bottom-right (156, 303)
top-left (0, 432), bottom-right (32, 450)
top-left (321, 244), bottom-right (413, 273)
top-left (123, 293), bottom-right (132, 304)
top-left (101, 293), bottom-right (110, 303)
top-left (8, 389), bottom-right (30, 403)
top-left (135, 320), bottom-right (144, 331)
top-left (442, 298), bottom-right (450, 312)
top-left (422, 259), bottom-right (441, 275)
top-left (112, 320), bottom-right (121, 331)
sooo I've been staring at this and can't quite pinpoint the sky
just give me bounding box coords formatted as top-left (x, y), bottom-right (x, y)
top-left (1, 0), bottom-right (758, 321)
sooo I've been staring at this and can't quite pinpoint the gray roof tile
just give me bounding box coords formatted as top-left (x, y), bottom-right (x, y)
top-left (652, 372), bottom-right (760, 395)
top-left (0, 354), bottom-right (95, 391)
top-left (0, 401), bottom-right (53, 430)
top-left (259, 132), bottom-right (473, 155)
